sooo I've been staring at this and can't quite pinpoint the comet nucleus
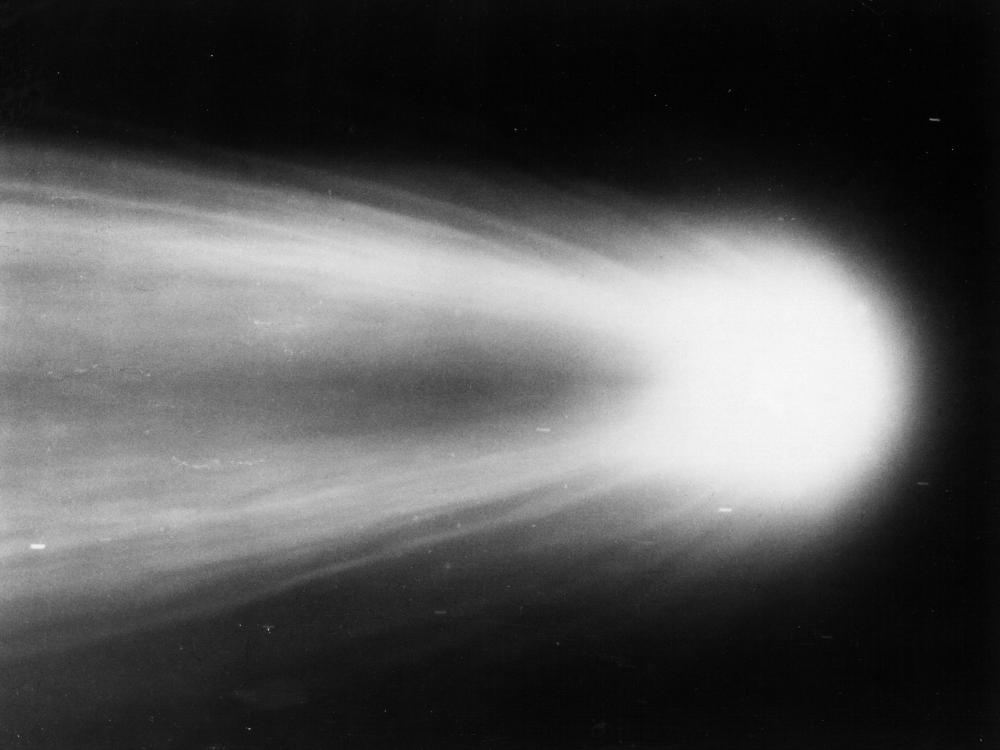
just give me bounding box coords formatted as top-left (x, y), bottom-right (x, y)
top-left (621, 240), bottom-right (910, 504)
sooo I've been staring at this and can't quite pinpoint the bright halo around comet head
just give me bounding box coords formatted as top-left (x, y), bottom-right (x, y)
top-left (618, 233), bottom-right (911, 509)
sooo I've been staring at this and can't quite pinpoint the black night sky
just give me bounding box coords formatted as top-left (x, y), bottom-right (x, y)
top-left (1, 2), bottom-right (997, 748)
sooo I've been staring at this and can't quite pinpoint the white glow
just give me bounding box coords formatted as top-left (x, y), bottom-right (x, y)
top-left (0, 143), bottom-right (915, 656)
top-left (623, 246), bottom-right (905, 501)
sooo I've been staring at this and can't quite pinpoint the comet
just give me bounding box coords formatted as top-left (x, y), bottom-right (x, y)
top-left (0, 142), bottom-right (915, 657)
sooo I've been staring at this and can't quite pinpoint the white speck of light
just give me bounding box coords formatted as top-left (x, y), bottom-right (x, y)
top-left (717, 507), bottom-right (734, 513)
top-left (928, 117), bottom-right (941, 122)
top-left (29, 543), bottom-right (46, 550)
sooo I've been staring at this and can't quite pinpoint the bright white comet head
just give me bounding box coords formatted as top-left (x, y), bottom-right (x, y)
top-left (621, 233), bottom-right (910, 508)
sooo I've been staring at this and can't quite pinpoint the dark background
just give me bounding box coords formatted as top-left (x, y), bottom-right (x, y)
top-left (2, 1), bottom-right (997, 747)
